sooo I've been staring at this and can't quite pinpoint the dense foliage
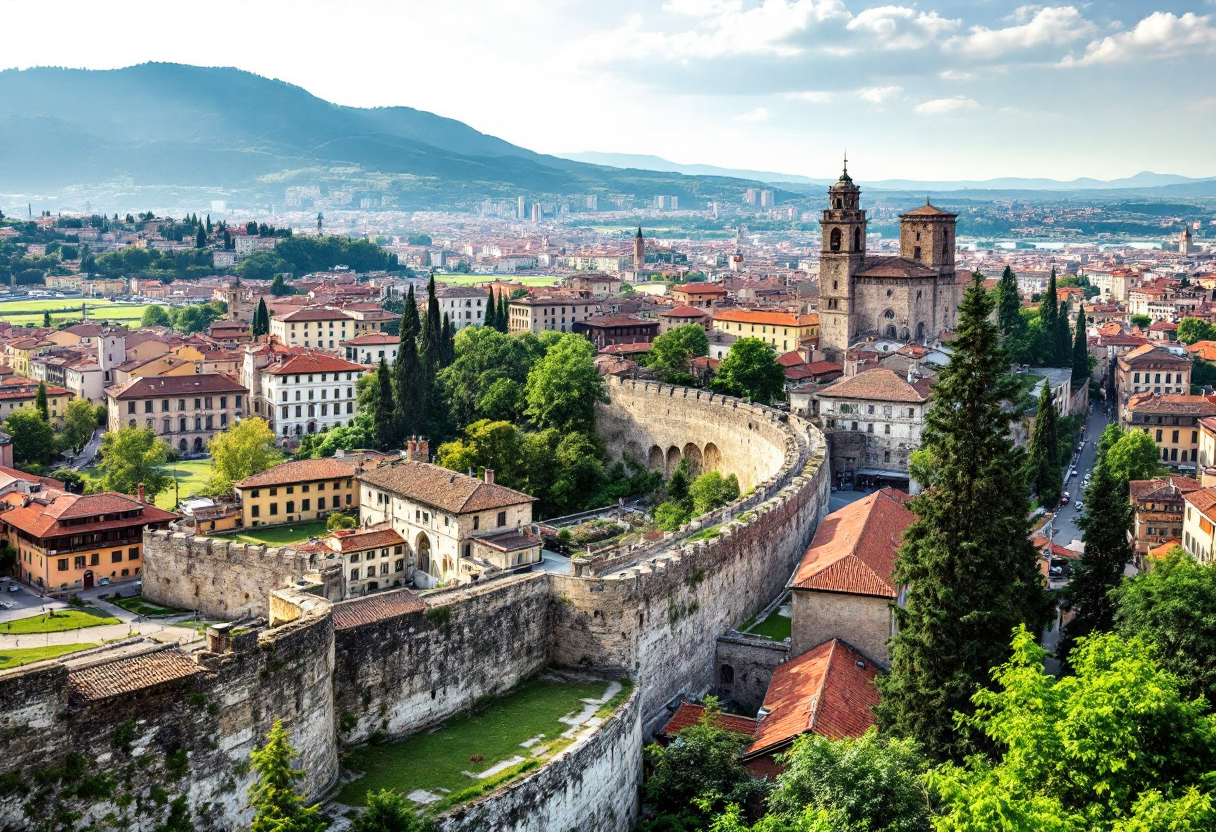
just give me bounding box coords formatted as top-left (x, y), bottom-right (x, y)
top-left (248, 720), bottom-right (327, 832)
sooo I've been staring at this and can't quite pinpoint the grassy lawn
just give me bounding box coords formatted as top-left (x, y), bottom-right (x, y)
top-left (222, 519), bottom-right (329, 546)
top-left (0, 299), bottom-right (152, 330)
top-left (748, 609), bottom-right (792, 641)
top-left (0, 608), bottom-right (119, 634)
top-left (108, 594), bottom-right (189, 617)
top-left (0, 643), bottom-right (99, 670)
top-left (158, 459), bottom-right (214, 509)
top-left (338, 677), bottom-right (628, 810)
top-left (436, 275), bottom-right (560, 287)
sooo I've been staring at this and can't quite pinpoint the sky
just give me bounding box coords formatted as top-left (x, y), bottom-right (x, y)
top-left (1, 0), bottom-right (1215, 181)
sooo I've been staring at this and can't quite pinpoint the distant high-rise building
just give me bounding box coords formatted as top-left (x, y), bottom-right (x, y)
top-left (744, 188), bottom-right (760, 205)
top-left (760, 189), bottom-right (774, 208)
top-left (585, 195), bottom-right (598, 211)
top-left (634, 227), bottom-right (645, 271)
top-left (531, 202), bottom-right (542, 223)
top-left (517, 196), bottom-right (526, 219)
top-left (210, 200), bottom-right (227, 214)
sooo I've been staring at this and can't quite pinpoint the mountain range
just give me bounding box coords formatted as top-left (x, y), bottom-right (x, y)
top-left (0, 63), bottom-right (1213, 209)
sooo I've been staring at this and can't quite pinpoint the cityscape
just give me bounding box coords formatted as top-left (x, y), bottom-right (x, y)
top-left (0, 3), bottom-right (1215, 832)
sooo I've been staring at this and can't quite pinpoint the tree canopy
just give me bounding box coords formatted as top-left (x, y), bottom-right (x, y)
top-left (647, 324), bottom-right (710, 383)
top-left (206, 417), bottom-right (282, 496)
top-left (4, 407), bottom-right (58, 470)
top-left (712, 338), bottom-right (787, 404)
top-left (523, 333), bottom-right (605, 434)
top-left (248, 719), bottom-right (327, 832)
top-left (96, 426), bottom-right (172, 500)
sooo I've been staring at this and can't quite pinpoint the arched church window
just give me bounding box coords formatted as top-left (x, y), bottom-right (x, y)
top-left (830, 228), bottom-right (842, 252)
top-left (942, 243), bottom-right (949, 260)
top-left (854, 228), bottom-right (861, 251)
top-left (834, 198), bottom-right (842, 209)
top-left (884, 309), bottom-right (896, 320)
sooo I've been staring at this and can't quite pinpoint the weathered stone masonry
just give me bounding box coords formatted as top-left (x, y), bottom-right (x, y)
top-left (1, 380), bottom-right (827, 832)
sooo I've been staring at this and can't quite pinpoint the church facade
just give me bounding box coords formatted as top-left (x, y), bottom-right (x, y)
top-left (817, 165), bottom-right (962, 359)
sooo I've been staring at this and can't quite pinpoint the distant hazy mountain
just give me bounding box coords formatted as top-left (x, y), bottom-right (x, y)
top-left (0, 63), bottom-right (775, 204)
top-left (560, 151), bottom-right (1214, 194)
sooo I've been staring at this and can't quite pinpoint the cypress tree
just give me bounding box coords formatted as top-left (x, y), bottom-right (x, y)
top-left (248, 719), bottom-right (326, 832)
top-left (371, 357), bottom-right (396, 450)
top-left (1058, 446), bottom-right (1134, 663)
top-left (1041, 267), bottom-right (1059, 364)
top-left (1054, 303), bottom-right (1072, 368)
top-left (484, 287), bottom-right (497, 329)
top-left (1071, 306), bottom-right (1089, 386)
top-left (876, 275), bottom-right (1050, 761)
top-left (393, 285), bottom-right (421, 442)
top-left (35, 381), bottom-right (49, 422)
top-left (1025, 381), bottom-right (1061, 508)
top-left (195, 226), bottom-right (206, 248)
top-left (997, 265), bottom-right (1024, 338)
top-left (421, 275), bottom-right (442, 358)
top-left (441, 313), bottom-right (455, 366)
top-left (252, 297), bottom-right (270, 338)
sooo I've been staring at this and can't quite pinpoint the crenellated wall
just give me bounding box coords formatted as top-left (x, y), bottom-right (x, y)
top-left (0, 380), bottom-right (828, 831)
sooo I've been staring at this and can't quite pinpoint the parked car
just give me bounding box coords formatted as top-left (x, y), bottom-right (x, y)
top-left (6, 583), bottom-right (20, 593)
top-left (1075, 501), bottom-right (1085, 511)
top-left (1060, 495), bottom-right (1070, 506)
top-left (1070, 468), bottom-right (1079, 477)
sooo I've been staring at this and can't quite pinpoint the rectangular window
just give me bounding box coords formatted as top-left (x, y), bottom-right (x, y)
top-left (58, 558), bottom-right (68, 571)
top-left (252, 505), bottom-right (260, 518)
top-left (473, 516), bottom-right (479, 530)
top-left (497, 511), bottom-right (507, 527)
top-left (350, 569), bottom-right (358, 582)
top-left (73, 556), bottom-right (85, 569)
top-left (89, 553), bottom-right (99, 566)
top-left (301, 499), bottom-right (310, 511)
top-left (129, 547), bottom-right (139, 560)
top-left (286, 501), bottom-right (295, 514)
top-left (270, 503), bottom-right (278, 516)
top-left (112, 550), bottom-right (122, 563)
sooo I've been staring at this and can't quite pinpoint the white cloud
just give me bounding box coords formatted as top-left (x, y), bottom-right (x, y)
top-left (787, 90), bottom-right (835, 103)
top-left (1067, 11), bottom-right (1216, 65)
top-left (859, 85), bottom-right (903, 103)
top-left (735, 106), bottom-right (770, 122)
top-left (914, 96), bottom-right (981, 115)
top-left (846, 5), bottom-right (959, 51)
top-left (946, 6), bottom-right (1097, 58)
top-left (940, 69), bottom-right (976, 81)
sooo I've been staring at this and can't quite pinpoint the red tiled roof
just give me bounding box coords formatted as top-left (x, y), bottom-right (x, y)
top-left (674, 284), bottom-right (727, 296)
top-left (69, 648), bottom-right (200, 703)
top-left (0, 490), bottom-right (177, 538)
top-left (341, 333), bottom-right (400, 345)
top-left (659, 702), bottom-right (757, 739)
top-left (659, 306), bottom-right (710, 319)
top-left (744, 639), bottom-right (881, 758)
top-left (853, 256), bottom-right (938, 279)
top-left (713, 309), bottom-right (809, 327)
top-left (817, 367), bottom-right (931, 404)
top-left (278, 307), bottom-right (354, 322)
top-left (900, 203), bottom-right (956, 218)
top-left (359, 460), bottom-right (534, 514)
top-left (776, 352), bottom-right (806, 367)
top-left (265, 353), bottom-right (368, 375)
top-left (235, 456), bottom-right (382, 488)
top-left (790, 490), bottom-right (913, 598)
top-left (806, 361), bottom-right (843, 375)
top-left (325, 525), bottom-right (404, 553)
top-left (332, 589), bottom-right (427, 630)
top-left (1130, 476), bottom-right (1203, 502)
top-left (110, 374), bottom-right (246, 399)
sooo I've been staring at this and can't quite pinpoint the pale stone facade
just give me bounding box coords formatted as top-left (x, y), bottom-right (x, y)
top-left (818, 164), bottom-right (961, 360)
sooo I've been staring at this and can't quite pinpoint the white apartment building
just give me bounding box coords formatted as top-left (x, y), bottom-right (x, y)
top-left (341, 333), bottom-right (400, 366)
top-left (435, 285), bottom-right (489, 330)
top-left (270, 308), bottom-right (355, 351)
top-left (260, 353), bottom-right (369, 439)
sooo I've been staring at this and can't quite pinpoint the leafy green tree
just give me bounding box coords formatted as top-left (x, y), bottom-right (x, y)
top-left (61, 398), bottom-right (99, 452)
top-left (689, 471), bottom-right (740, 515)
top-left (1025, 382), bottom-right (1061, 508)
top-left (5, 407), bottom-right (58, 469)
top-left (654, 501), bottom-right (692, 531)
top-left (1071, 307), bottom-right (1089, 386)
top-left (648, 324), bottom-right (710, 382)
top-left (1114, 548), bottom-right (1216, 706)
top-left (1104, 427), bottom-right (1166, 483)
top-left (370, 358), bottom-right (397, 450)
top-left (644, 700), bottom-right (769, 831)
top-left (712, 338), bottom-right (787, 404)
top-left (436, 420), bottom-right (524, 487)
top-left (524, 333), bottom-right (605, 434)
top-left (351, 788), bottom-right (434, 832)
top-left (248, 719), bottom-right (327, 832)
top-left (96, 426), bottom-right (172, 500)
top-left (1059, 448), bottom-right (1134, 662)
top-left (877, 276), bottom-right (1049, 761)
top-left (516, 427), bottom-right (605, 518)
top-left (1130, 314), bottom-right (1152, 329)
top-left (928, 626), bottom-right (1216, 832)
top-left (667, 457), bottom-right (693, 509)
top-left (252, 297), bottom-right (270, 338)
top-left (1177, 318), bottom-right (1216, 346)
top-left (440, 327), bottom-right (547, 428)
top-left (206, 417), bottom-right (282, 496)
top-left (496, 292), bottom-right (509, 332)
top-left (141, 305), bottom-right (172, 328)
top-left (326, 511), bottom-right (358, 531)
top-left (270, 273), bottom-right (291, 296)
top-left (34, 381), bottom-right (49, 422)
top-left (1191, 357), bottom-right (1216, 393)
top-left (1041, 267), bottom-right (1059, 364)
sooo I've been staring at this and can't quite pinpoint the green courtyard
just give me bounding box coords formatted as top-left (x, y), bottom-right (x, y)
top-left (337, 676), bottom-right (629, 811)
top-left (0, 643), bottom-right (98, 670)
top-left (0, 299), bottom-right (153, 330)
top-left (0, 608), bottom-right (118, 634)
top-left (221, 519), bottom-right (329, 546)
top-left (740, 595), bottom-right (792, 642)
top-left (158, 459), bottom-right (214, 509)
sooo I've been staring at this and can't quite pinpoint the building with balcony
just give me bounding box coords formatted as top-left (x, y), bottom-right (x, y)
top-left (0, 489), bottom-right (176, 591)
top-left (106, 374), bottom-right (248, 456)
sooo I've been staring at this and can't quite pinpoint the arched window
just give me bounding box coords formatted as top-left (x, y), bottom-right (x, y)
top-left (884, 309), bottom-right (896, 319)
top-left (720, 665), bottom-right (735, 685)
top-left (829, 228), bottom-right (842, 252)
top-left (834, 198), bottom-right (842, 209)
top-left (853, 228), bottom-right (862, 251)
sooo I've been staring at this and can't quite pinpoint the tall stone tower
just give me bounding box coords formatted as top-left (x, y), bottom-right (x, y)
top-left (818, 161), bottom-right (868, 358)
top-left (1181, 226), bottom-right (1193, 256)
top-left (634, 227), bottom-right (645, 271)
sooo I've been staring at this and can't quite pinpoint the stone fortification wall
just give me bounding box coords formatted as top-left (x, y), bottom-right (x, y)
top-left (0, 589), bottom-right (336, 832)
top-left (143, 531), bottom-right (329, 620)
top-left (715, 632), bottom-right (791, 713)
top-left (438, 684), bottom-right (641, 832)
top-left (332, 575), bottom-right (552, 745)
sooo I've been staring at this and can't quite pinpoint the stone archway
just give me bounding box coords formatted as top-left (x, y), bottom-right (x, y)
top-left (648, 445), bottom-right (665, 472)
top-left (682, 443), bottom-right (703, 475)
top-left (704, 442), bottom-right (722, 471)
top-left (666, 446), bottom-right (681, 477)
top-left (416, 533), bottom-right (434, 576)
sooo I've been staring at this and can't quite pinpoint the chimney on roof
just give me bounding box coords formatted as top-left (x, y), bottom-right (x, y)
top-left (484, 468), bottom-right (495, 485)
top-left (416, 438), bottom-right (428, 462)
top-left (407, 438), bottom-right (417, 460)
top-left (137, 483), bottom-right (144, 505)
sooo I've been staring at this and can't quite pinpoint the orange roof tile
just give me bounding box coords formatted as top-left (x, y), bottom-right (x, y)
top-left (359, 460), bottom-right (534, 514)
top-left (817, 367), bottom-right (931, 404)
top-left (790, 490), bottom-right (912, 598)
top-left (713, 309), bottom-right (808, 327)
top-left (659, 702), bottom-right (758, 739)
top-left (332, 589), bottom-right (427, 630)
top-left (265, 353), bottom-right (368, 375)
top-left (69, 648), bottom-right (199, 703)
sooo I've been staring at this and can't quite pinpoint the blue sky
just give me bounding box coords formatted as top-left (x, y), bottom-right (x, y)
top-left (2, 1), bottom-right (1214, 180)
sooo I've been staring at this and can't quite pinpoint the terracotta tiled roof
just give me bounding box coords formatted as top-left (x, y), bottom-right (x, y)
top-left (853, 256), bottom-right (938, 279)
top-left (900, 203), bottom-right (956, 218)
top-left (817, 367), bottom-right (931, 404)
top-left (278, 307), bottom-right (354, 322)
top-left (744, 639), bottom-right (881, 758)
top-left (341, 333), bottom-right (400, 345)
top-left (0, 490), bottom-right (177, 538)
top-left (109, 374), bottom-right (246, 399)
top-left (659, 702), bottom-right (757, 739)
top-left (1120, 344), bottom-right (1189, 367)
top-left (332, 589), bottom-right (427, 630)
top-left (806, 361), bottom-right (843, 375)
top-left (1031, 534), bottom-right (1078, 560)
top-left (265, 354), bottom-right (368, 375)
top-left (659, 306), bottom-right (710, 319)
top-left (1184, 488), bottom-right (1216, 523)
top-left (599, 342), bottom-right (652, 355)
top-left (325, 524), bottom-right (404, 553)
top-left (359, 461), bottom-right (534, 514)
top-left (1130, 476), bottom-right (1203, 502)
top-left (235, 457), bottom-right (377, 488)
top-left (776, 352), bottom-right (806, 367)
top-left (790, 490), bottom-right (912, 598)
top-left (713, 309), bottom-right (807, 327)
top-left (674, 284), bottom-right (727, 296)
top-left (576, 314), bottom-right (659, 329)
top-left (1149, 540), bottom-right (1182, 558)
top-left (1125, 394), bottom-right (1216, 416)
top-left (69, 648), bottom-right (200, 703)
top-left (475, 530), bottom-right (541, 552)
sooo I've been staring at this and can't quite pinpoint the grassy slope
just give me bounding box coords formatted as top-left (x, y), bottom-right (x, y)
top-left (223, 519), bottom-right (329, 546)
top-left (158, 459), bottom-right (214, 509)
top-left (0, 608), bottom-right (118, 634)
top-left (0, 643), bottom-right (98, 669)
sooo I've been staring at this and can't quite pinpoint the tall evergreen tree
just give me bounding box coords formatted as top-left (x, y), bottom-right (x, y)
top-left (393, 285), bottom-right (421, 441)
top-left (1058, 450), bottom-right (1134, 663)
top-left (247, 719), bottom-right (326, 832)
top-left (1054, 303), bottom-right (1072, 368)
top-left (876, 275), bottom-right (1050, 761)
top-left (496, 292), bottom-right (509, 333)
top-left (441, 313), bottom-right (455, 366)
top-left (195, 226), bottom-right (206, 248)
top-left (371, 357), bottom-right (396, 450)
top-left (1041, 267), bottom-right (1059, 364)
top-left (484, 287), bottom-right (497, 330)
top-left (252, 297), bottom-right (270, 338)
top-left (1071, 305), bottom-right (1089, 386)
top-left (1025, 381), bottom-right (1061, 508)
top-left (421, 275), bottom-right (442, 359)
top-left (34, 381), bottom-right (49, 422)
top-left (997, 265), bottom-right (1024, 337)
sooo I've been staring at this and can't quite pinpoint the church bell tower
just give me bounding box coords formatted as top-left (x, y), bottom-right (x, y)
top-left (818, 158), bottom-right (867, 359)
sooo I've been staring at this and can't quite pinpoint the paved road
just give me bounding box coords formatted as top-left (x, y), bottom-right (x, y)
top-left (67, 427), bottom-right (104, 471)
top-left (1047, 404), bottom-right (1114, 550)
